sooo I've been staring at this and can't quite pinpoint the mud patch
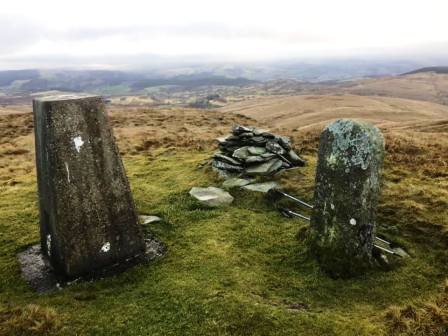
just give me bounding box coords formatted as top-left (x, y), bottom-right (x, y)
top-left (17, 245), bottom-right (58, 293)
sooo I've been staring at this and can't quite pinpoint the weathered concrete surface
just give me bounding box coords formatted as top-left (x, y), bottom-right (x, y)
top-left (33, 94), bottom-right (145, 278)
top-left (309, 119), bottom-right (385, 277)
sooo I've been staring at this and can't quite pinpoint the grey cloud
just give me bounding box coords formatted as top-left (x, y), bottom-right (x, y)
top-left (51, 22), bottom-right (327, 43)
top-left (0, 15), bottom-right (326, 58)
top-left (0, 14), bottom-right (46, 53)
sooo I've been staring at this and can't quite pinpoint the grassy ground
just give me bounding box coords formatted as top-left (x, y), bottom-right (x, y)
top-left (1, 139), bottom-right (447, 335)
top-left (0, 106), bottom-right (447, 335)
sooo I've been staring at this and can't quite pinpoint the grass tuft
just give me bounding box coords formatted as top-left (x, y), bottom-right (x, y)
top-left (385, 281), bottom-right (448, 335)
top-left (0, 304), bottom-right (64, 336)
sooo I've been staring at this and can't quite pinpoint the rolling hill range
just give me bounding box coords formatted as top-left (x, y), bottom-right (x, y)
top-left (219, 94), bottom-right (448, 131)
top-left (404, 66), bottom-right (448, 75)
top-left (0, 69), bottom-right (255, 96)
top-left (333, 72), bottom-right (448, 105)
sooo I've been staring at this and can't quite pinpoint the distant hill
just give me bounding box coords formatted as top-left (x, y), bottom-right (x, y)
top-left (219, 94), bottom-right (448, 131)
top-left (0, 70), bottom-right (40, 86)
top-left (403, 66), bottom-right (448, 75)
top-left (324, 71), bottom-right (448, 105)
top-left (0, 69), bottom-right (256, 96)
top-left (130, 74), bottom-right (256, 90)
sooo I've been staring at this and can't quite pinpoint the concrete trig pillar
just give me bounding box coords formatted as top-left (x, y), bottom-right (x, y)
top-left (33, 94), bottom-right (145, 278)
top-left (309, 119), bottom-right (385, 277)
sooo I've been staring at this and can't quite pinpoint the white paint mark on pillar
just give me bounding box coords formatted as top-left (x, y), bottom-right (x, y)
top-left (73, 136), bottom-right (84, 152)
top-left (350, 218), bottom-right (357, 226)
top-left (64, 162), bottom-right (70, 183)
top-left (46, 234), bottom-right (52, 255)
top-left (100, 242), bottom-right (111, 253)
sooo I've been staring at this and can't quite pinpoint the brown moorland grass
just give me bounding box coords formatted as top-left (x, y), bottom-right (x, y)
top-left (339, 73), bottom-right (448, 105)
top-left (219, 94), bottom-right (448, 131)
top-left (384, 280), bottom-right (448, 336)
top-left (0, 304), bottom-right (64, 335)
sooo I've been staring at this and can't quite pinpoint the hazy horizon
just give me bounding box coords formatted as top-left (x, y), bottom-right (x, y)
top-left (1, 0), bottom-right (448, 70)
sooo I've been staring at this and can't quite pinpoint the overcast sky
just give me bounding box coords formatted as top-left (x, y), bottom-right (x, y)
top-left (1, 0), bottom-right (448, 69)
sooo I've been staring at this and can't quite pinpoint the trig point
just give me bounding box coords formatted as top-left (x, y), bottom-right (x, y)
top-left (309, 119), bottom-right (385, 277)
top-left (33, 94), bottom-right (146, 278)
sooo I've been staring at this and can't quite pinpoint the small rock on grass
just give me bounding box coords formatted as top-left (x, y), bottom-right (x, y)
top-left (189, 187), bottom-right (234, 207)
top-left (392, 247), bottom-right (410, 258)
top-left (140, 215), bottom-right (162, 225)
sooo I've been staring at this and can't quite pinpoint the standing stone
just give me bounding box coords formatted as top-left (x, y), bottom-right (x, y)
top-left (33, 94), bottom-right (146, 278)
top-left (309, 119), bottom-right (385, 277)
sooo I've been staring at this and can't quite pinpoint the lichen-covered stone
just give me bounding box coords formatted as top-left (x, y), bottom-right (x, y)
top-left (33, 94), bottom-right (146, 278)
top-left (309, 119), bottom-right (385, 277)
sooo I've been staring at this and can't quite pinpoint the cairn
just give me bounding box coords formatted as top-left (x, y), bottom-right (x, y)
top-left (213, 125), bottom-right (305, 178)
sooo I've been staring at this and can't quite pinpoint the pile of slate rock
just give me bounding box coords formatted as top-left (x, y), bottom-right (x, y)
top-left (213, 125), bottom-right (305, 178)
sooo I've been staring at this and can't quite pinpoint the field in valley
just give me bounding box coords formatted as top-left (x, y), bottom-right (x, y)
top-left (0, 73), bottom-right (448, 335)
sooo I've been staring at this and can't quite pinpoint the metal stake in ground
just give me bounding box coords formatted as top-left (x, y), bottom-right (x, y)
top-left (33, 94), bottom-right (146, 278)
top-left (309, 119), bottom-right (385, 277)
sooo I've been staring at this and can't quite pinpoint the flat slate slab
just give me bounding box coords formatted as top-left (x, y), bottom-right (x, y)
top-left (245, 158), bottom-right (283, 175)
top-left (232, 146), bottom-right (250, 160)
top-left (222, 177), bottom-right (254, 189)
top-left (247, 146), bottom-right (267, 155)
top-left (243, 182), bottom-right (279, 193)
top-left (189, 187), bottom-right (234, 207)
